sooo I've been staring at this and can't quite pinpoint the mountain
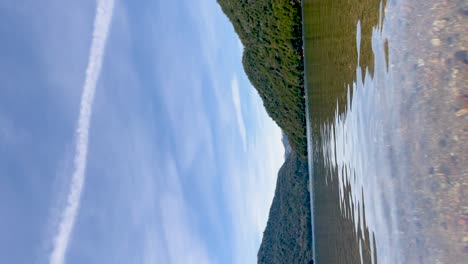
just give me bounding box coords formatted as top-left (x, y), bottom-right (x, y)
top-left (216, 1), bottom-right (313, 262)
top-left (217, 0), bottom-right (307, 160)
top-left (258, 151), bottom-right (313, 264)
top-left (282, 132), bottom-right (292, 159)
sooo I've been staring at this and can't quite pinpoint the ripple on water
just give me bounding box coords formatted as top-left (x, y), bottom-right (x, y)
top-left (321, 19), bottom-right (403, 263)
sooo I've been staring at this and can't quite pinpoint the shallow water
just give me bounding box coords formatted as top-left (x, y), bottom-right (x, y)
top-left (303, 0), bottom-right (467, 263)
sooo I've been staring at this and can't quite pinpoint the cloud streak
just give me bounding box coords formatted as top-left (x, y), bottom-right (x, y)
top-left (49, 1), bottom-right (114, 264)
top-left (231, 75), bottom-right (247, 152)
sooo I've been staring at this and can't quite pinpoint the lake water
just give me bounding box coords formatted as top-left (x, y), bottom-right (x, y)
top-left (303, 0), bottom-right (467, 263)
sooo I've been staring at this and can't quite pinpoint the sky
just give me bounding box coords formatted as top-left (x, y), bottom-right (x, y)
top-left (0, 0), bottom-right (285, 263)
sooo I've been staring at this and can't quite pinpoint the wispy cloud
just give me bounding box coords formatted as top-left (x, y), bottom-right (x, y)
top-left (231, 75), bottom-right (247, 152)
top-left (49, 1), bottom-right (114, 264)
top-left (237, 39), bottom-right (243, 57)
top-left (225, 81), bottom-right (285, 264)
top-left (159, 159), bottom-right (212, 264)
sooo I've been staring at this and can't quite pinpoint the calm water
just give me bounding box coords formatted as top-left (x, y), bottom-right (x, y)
top-left (303, 0), bottom-right (467, 263)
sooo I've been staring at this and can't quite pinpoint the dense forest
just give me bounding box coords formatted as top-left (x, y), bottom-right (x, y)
top-left (257, 151), bottom-right (313, 264)
top-left (217, 0), bottom-right (307, 160)
top-left (216, 1), bottom-right (313, 263)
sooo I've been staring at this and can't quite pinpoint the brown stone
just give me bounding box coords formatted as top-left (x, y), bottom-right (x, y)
top-left (455, 108), bottom-right (468, 117)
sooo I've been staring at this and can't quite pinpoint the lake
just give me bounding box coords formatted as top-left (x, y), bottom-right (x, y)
top-left (302, 0), bottom-right (467, 263)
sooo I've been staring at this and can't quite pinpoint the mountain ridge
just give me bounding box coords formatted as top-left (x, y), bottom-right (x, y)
top-left (217, 0), bottom-right (307, 161)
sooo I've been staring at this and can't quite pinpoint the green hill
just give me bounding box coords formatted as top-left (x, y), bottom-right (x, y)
top-left (217, 0), bottom-right (307, 160)
top-left (258, 151), bottom-right (313, 264)
top-left (216, 1), bottom-right (313, 262)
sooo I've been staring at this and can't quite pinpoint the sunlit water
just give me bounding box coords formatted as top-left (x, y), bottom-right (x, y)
top-left (321, 21), bottom-right (401, 263)
top-left (304, 0), bottom-right (467, 263)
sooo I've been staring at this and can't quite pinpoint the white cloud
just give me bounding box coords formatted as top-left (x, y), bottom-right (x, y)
top-left (231, 75), bottom-right (247, 152)
top-left (237, 39), bottom-right (244, 57)
top-left (159, 159), bottom-right (212, 264)
top-left (49, 1), bottom-right (114, 264)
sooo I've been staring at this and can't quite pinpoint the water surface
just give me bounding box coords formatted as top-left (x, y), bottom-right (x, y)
top-left (303, 0), bottom-right (468, 263)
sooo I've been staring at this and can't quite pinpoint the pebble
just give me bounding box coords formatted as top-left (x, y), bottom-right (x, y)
top-left (461, 6), bottom-right (468, 16)
top-left (431, 38), bottom-right (441, 47)
top-left (463, 207), bottom-right (468, 215)
top-left (454, 50), bottom-right (468, 64)
top-left (432, 19), bottom-right (446, 31)
top-left (464, 236), bottom-right (468, 242)
top-left (455, 108), bottom-right (468, 117)
top-left (418, 59), bottom-right (425, 67)
top-left (458, 218), bottom-right (466, 225)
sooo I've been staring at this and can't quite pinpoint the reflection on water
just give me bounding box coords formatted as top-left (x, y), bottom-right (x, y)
top-left (321, 21), bottom-right (402, 263)
top-left (303, 0), bottom-right (391, 262)
top-left (303, 0), bottom-right (467, 263)
top-left (303, 0), bottom-right (386, 123)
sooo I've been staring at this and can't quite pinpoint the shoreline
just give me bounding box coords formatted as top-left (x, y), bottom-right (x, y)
top-left (300, 0), bottom-right (317, 261)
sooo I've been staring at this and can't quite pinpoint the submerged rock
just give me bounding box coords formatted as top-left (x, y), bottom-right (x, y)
top-left (454, 50), bottom-right (468, 64)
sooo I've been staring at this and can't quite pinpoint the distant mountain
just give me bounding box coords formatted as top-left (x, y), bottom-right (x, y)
top-left (282, 132), bottom-right (292, 159)
top-left (216, 1), bottom-right (313, 263)
top-left (258, 151), bottom-right (313, 264)
top-left (216, 0), bottom-right (307, 161)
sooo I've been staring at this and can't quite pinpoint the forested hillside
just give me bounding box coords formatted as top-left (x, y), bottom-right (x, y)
top-left (217, 0), bottom-right (307, 160)
top-left (216, 1), bottom-right (313, 262)
top-left (258, 151), bottom-right (313, 264)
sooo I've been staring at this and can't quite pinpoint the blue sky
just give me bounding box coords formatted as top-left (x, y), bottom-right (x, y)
top-left (0, 0), bottom-right (284, 263)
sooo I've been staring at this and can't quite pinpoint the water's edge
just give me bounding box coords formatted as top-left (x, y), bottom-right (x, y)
top-left (300, 1), bottom-right (317, 263)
